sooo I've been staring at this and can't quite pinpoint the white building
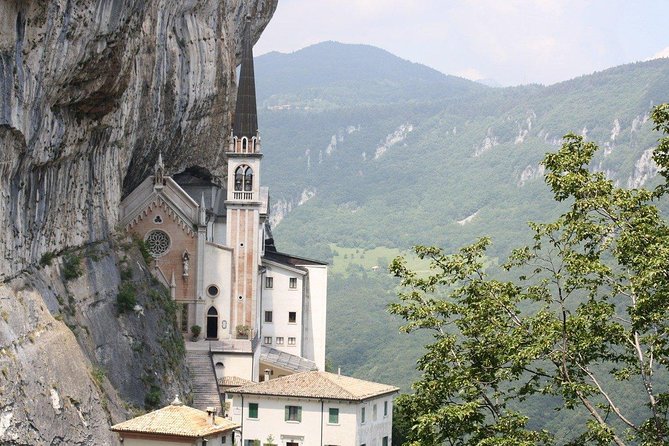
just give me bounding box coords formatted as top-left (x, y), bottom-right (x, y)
top-left (118, 16), bottom-right (327, 387)
top-left (227, 371), bottom-right (399, 446)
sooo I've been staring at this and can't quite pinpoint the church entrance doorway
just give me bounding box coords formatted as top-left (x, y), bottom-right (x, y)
top-left (206, 307), bottom-right (218, 339)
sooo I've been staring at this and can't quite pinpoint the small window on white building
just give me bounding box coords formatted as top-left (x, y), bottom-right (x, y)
top-left (384, 400), bottom-right (388, 417)
top-left (288, 311), bottom-right (297, 323)
top-left (373, 403), bottom-right (377, 421)
top-left (382, 437), bottom-right (389, 446)
top-left (361, 407), bottom-right (366, 424)
top-left (207, 285), bottom-right (219, 298)
top-left (285, 405), bottom-right (302, 422)
top-left (288, 337), bottom-right (296, 346)
top-left (248, 403), bottom-right (258, 419)
top-left (276, 337), bottom-right (284, 345)
top-left (265, 277), bottom-right (273, 288)
top-left (264, 311), bottom-right (273, 323)
top-left (328, 408), bottom-right (339, 424)
top-left (289, 277), bottom-right (297, 288)
top-left (263, 336), bottom-right (272, 345)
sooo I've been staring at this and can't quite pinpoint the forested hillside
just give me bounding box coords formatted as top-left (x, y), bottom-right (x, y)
top-left (254, 42), bottom-right (669, 392)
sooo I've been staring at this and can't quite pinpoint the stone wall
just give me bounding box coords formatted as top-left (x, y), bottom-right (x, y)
top-left (0, 1), bottom-right (277, 442)
top-left (0, 0), bottom-right (277, 280)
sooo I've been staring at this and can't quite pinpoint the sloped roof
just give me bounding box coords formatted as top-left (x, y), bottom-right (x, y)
top-left (260, 345), bottom-right (317, 373)
top-left (111, 403), bottom-right (238, 438)
top-left (227, 371), bottom-right (399, 401)
top-left (263, 250), bottom-right (328, 267)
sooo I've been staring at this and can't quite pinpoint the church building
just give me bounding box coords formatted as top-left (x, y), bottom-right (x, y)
top-left (119, 17), bottom-right (327, 385)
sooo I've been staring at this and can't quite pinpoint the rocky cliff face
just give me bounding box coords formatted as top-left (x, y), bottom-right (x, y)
top-left (1, 0), bottom-right (276, 279)
top-left (0, 1), bottom-right (276, 443)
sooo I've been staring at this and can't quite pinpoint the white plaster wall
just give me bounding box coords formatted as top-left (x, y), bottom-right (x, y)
top-left (120, 432), bottom-right (227, 446)
top-left (230, 395), bottom-right (390, 446)
top-left (301, 265), bottom-right (327, 370)
top-left (261, 263), bottom-right (305, 355)
top-left (322, 402), bottom-right (359, 446)
top-left (355, 396), bottom-right (394, 446)
top-left (203, 242), bottom-right (233, 338)
top-left (212, 352), bottom-right (254, 382)
top-left (213, 220), bottom-right (227, 245)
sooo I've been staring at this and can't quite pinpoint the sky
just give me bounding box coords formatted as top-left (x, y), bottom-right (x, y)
top-left (255, 0), bottom-right (669, 87)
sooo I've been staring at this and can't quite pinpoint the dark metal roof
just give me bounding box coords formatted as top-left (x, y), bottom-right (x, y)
top-left (233, 16), bottom-right (258, 138)
top-left (263, 250), bottom-right (328, 267)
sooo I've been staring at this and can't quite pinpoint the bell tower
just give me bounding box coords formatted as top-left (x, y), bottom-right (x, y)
top-left (226, 15), bottom-right (263, 336)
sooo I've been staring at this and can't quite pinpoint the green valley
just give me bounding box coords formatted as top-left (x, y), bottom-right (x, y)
top-left (255, 42), bottom-right (669, 395)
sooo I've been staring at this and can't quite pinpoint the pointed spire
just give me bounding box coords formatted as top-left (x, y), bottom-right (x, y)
top-left (154, 151), bottom-right (165, 189)
top-left (199, 193), bottom-right (207, 225)
top-left (233, 15), bottom-right (258, 139)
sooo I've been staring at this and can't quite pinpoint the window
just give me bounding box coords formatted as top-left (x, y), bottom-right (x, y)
top-left (361, 407), bottom-right (366, 424)
top-left (248, 402), bottom-right (258, 419)
top-left (263, 336), bottom-right (272, 345)
top-left (265, 277), bottom-right (273, 288)
top-left (276, 337), bottom-right (284, 345)
top-left (221, 435), bottom-right (226, 444)
top-left (328, 408), bottom-right (339, 424)
top-left (288, 311), bottom-right (297, 323)
top-left (289, 277), bottom-right (297, 289)
top-left (382, 437), bottom-right (389, 446)
top-left (207, 285), bottom-right (219, 297)
top-left (264, 311), bottom-right (273, 323)
top-left (288, 337), bottom-right (296, 346)
top-left (234, 165), bottom-right (253, 192)
top-left (373, 403), bottom-right (377, 420)
top-left (285, 405), bottom-right (302, 422)
top-left (244, 441), bottom-right (260, 446)
top-left (384, 400), bottom-right (388, 417)
top-left (144, 229), bottom-right (170, 257)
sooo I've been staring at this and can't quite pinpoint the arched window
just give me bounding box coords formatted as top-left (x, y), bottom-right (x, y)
top-left (234, 165), bottom-right (253, 192)
top-left (241, 137), bottom-right (248, 152)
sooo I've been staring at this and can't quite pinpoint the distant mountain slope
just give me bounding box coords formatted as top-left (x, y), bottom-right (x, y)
top-left (254, 42), bottom-right (669, 393)
top-left (255, 41), bottom-right (487, 107)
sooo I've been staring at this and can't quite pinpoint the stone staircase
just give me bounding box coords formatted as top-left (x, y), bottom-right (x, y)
top-left (186, 347), bottom-right (221, 412)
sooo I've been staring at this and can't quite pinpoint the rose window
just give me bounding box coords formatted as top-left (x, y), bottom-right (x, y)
top-left (145, 230), bottom-right (171, 257)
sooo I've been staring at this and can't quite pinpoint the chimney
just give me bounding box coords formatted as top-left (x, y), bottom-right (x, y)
top-left (264, 369), bottom-right (271, 382)
top-left (206, 407), bottom-right (217, 425)
top-left (337, 367), bottom-right (341, 376)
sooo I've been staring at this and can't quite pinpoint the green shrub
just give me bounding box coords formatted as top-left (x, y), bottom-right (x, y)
top-left (91, 367), bottom-right (106, 387)
top-left (117, 283), bottom-right (137, 313)
top-left (144, 385), bottom-right (161, 410)
top-left (39, 251), bottom-right (56, 267)
top-left (190, 325), bottom-right (202, 339)
top-left (62, 253), bottom-right (83, 280)
top-left (134, 236), bottom-right (152, 265)
top-left (120, 266), bottom-right (133, 281)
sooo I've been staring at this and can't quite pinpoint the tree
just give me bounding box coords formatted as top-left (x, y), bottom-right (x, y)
top-left (389, 104), bottom-right (669, 446)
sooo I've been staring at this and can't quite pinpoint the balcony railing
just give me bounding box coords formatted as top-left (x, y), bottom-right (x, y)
top-left (233, 192), bottom-right (253, 200)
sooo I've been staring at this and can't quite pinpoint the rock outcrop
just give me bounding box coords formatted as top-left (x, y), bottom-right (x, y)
top-left (1, 0), bottom-right (277, 279)
top-left (0, 1), bottom-right (277, 443)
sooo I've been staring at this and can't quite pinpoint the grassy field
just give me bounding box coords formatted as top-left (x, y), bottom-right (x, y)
top-left (329, 244), bottom-right (431, 275)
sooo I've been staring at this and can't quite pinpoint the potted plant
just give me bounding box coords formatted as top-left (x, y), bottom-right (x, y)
top-left (190, 325), bottom-right (202, 341)
top-left (236, 324), bottom-right (251, 339)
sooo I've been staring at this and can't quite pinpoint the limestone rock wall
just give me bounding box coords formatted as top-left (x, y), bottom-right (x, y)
top-left (0, 0), bottom-right (277, 279)
top-left (0, 240), bottom-right (192, 445)
top-left (0, 1), bottom-right (277, 443)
